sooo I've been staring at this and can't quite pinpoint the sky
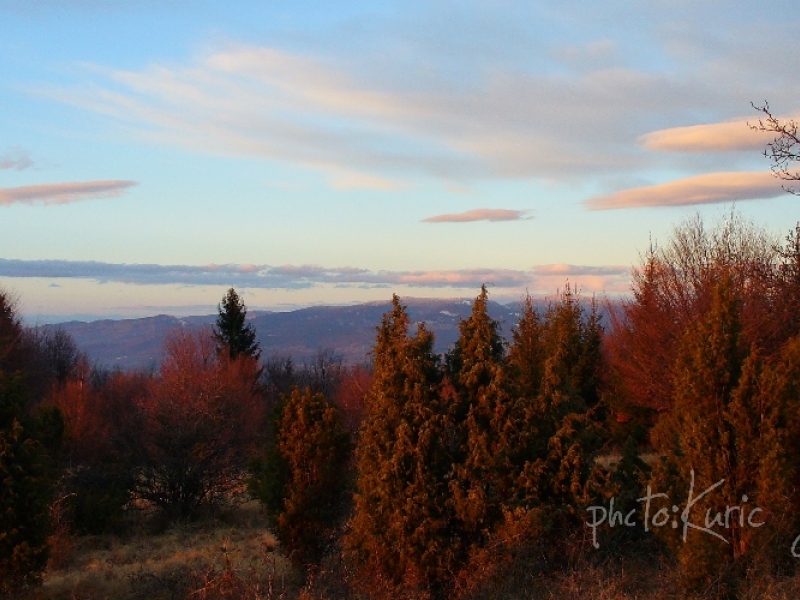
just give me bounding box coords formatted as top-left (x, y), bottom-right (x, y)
top-left (1, 0), bottom-right (798, 322)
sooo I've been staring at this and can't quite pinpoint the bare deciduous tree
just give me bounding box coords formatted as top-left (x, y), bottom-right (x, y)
top-left (751, 101), bottom-right (800, 195)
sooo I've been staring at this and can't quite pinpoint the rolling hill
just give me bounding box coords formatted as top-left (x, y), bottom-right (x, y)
top-left (57, 296), bottom-right (616, 370)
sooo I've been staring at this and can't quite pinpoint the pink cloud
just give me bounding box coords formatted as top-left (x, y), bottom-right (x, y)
top-left (422, 208), bottom-right (531, 223)
top-left (585, 171), bottom-right (783, 210)
top-left (0, 180), bottom-right (137, 207)
top-left (392, 269), bottom-right (529, 287)
top-left (639, 118), bottom-right (783, 152)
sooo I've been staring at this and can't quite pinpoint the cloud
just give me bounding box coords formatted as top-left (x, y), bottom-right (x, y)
top-left (40, 36), bottom-right (787, 187)
top-left (585, 171), bottom-right (784, 210)
top-left (422, 208), bottom-right (531, 223)
top-left (0, 180), bottom-right (137, 207)
top-left (390, 269), bottom-right (530, 288)
top-left (640, 117), bottom-right (785, 152)
top-left (28, 0), bottom-right (800, 194)
top-left (328, 169), bottom-right (407, 191)
top-left (0, 148), bottom-right (34, 171)
top-left (0, 259), bottom-right (629, 294)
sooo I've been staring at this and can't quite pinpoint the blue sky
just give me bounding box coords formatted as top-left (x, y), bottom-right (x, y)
top-left (1, 0), bottom-right (798, 321)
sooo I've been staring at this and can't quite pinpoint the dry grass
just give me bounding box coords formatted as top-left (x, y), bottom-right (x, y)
top-left (33, 499), bottom-right (800, 600)
top-left (460, 554), bottom-right (800, 600)
top-left (38, 501), bottom-right (296, 600)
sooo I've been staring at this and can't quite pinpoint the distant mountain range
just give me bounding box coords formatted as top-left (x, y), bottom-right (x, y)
top-left (57, 297), bottom-right (619, 370)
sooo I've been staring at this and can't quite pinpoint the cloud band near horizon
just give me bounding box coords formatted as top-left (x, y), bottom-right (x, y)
top-left (0, 258), bottom-right (630, 294)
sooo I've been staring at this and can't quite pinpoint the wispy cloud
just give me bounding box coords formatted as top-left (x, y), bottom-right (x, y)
top-left (39, 38), bottom-right (784, 187)
top-left (0, 180), bottom-right (137, 207)
top-left (639, 117), bottom-right (783, 153)
top-left (0, 259), bottom-right (630, 294)
top-left (328, 169), bottom-right (406, 191)
top-left (422, 208), bottom-right (531, 223)
top-left (585, 171), bottom-right (783, 210)
top-left (0, 147), bottom-right (34, 171)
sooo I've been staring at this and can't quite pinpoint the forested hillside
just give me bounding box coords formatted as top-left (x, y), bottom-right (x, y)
top-left (57, 298), bottom-right (583, 370)
top-left (3, 214), bottom-right (800, 599)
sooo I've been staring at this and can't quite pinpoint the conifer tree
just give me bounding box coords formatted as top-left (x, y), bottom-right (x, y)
top-left (276, 387), bottom-right (350, 567)
top-left (0, 291), bottom-right (62, 595)
top-left (346, 295), bottom-right (453, 597)
top-left (506, 294), bottom-right (544, 400)
top-left (445, 285), bottom-right (504, 397)
top-left (451, 287), bottom-right (607, 592)
top-left (446, 286), bottom-right (512, 545)
top-left (539, 285), bottom-right (602, 410)
top-left (748, 332), bottom-right (800, 557)
top-left (247, 393), bottom-right (290, 516)
top-left (515, 286), bottom-right (606, 511)
top-left (0, 379), bottom-right (52, 595)
top-left (214, 287), bottom-right (260, 360)
top-left (649, 278), bottom-right (790, 591)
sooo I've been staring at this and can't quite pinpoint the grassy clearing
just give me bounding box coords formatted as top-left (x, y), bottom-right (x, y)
top-left (38, 501), bottom-right (295, 600)
top-left (32, 499), bottom-right (800, 600)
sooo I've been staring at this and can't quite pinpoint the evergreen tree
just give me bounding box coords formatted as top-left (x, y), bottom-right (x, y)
top-left (451, 287), bottom-right (607, 592)
top-left (446, 286), bottom-right (511, 546)
top-left (213, 288), bottom-right (260, 360)
top-left (745, 333), bottom-right (800, 564)
top-left (0, 291), bottom-right (62, 596)
top-left (649, 278), bottom-right (790, 592)
top-left (445, 285), bottom-right (504, 396)
top-left (539, 285), bottom-right (602, 410)
top-left (247, 393), bottom-right (290, 517)
top-left (276, 387), bottom-right (350, 568)
top-left (0, 378), bottom-right (51, 595)
top-left (515, 286), bottom-right (606, 511)
top-left (506, 294), bottom-right (544, 400)
top-left (346, 296), bottom-right (453, 597)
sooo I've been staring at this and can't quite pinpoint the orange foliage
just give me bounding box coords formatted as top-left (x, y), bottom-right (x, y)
top-left (333, 365), bottom-right (371, 435)
top-left (132, 329), bottom-right (264, 518)
top-left (51, 364), bottom-right (147, 465)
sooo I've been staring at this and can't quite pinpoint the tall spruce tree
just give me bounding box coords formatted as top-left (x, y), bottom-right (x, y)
top-left (446, 286), bottom-right (512, 546)
top-left (346, 296), bottom-right (454, 598)
top-left (213, 288), bottom-right (260, 360)
top-left (506, 294), bottom-right (544, 401)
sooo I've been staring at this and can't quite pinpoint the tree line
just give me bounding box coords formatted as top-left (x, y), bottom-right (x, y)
top-left (2, 213), bottom-right (800, 598)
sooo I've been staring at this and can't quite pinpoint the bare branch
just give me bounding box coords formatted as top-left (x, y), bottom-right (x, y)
top-left (750, 101), bottom-right (800, 195)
